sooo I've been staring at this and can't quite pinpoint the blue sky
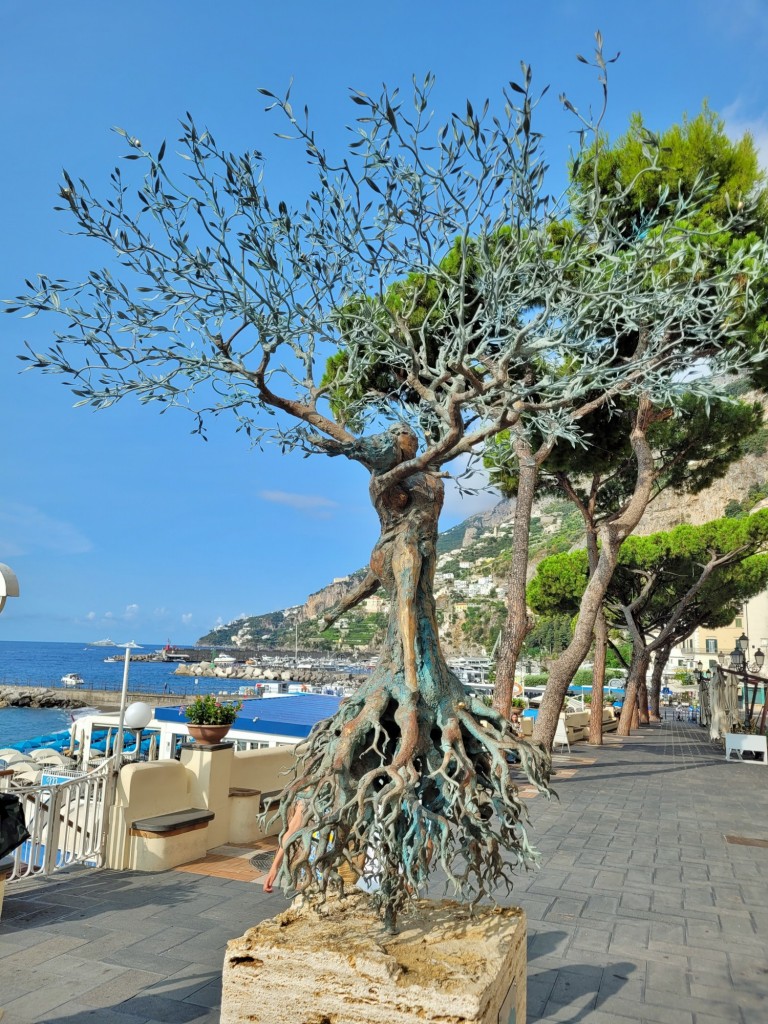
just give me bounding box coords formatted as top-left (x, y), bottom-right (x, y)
top-left (1, 0), bottom-right (767, 643)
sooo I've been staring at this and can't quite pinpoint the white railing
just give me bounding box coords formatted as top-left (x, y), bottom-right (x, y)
top-left (6, 757), bottom-right (117, 883)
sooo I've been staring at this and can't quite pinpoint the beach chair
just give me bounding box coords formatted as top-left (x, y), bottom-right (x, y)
top-left (553, 719), bottom-right (571, 754)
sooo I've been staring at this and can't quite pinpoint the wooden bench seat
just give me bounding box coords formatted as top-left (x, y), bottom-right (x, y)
top-left (127, 808), bottom-right (215, 870)
top-left (130, 808), bottom-right (214, 837)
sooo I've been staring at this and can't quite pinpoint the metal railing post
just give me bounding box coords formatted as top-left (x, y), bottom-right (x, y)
top-left (42, 784), bottom-right (63, 875)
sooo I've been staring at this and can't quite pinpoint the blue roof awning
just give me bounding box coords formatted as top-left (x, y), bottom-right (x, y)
top-left (155, 694), bottom-right (343, 738)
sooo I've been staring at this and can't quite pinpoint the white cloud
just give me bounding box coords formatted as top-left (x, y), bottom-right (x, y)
top-left (104, 611), bottom-right (114, 620)
top-left (124, 603), bottom-right (139, 620)
top-left (181, 612), bottom-right (193, 624)
top-left (86, 611), bottom-right (96, 621)
top-left (722, 101), bottom-right (768, 167)
top-left (259, 490), bottom-right (340, 513)
top-left (0, 501), bottom-right (92, 556)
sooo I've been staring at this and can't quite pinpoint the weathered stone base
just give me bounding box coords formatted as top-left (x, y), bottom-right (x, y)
top-left (221, 893), bottom-right (526, 1024)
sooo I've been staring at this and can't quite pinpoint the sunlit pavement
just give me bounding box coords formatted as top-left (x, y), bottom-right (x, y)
top-left (511, 719), bottom-right (768, 1023)
top-left (1, 719), bottom-right (766, 1023)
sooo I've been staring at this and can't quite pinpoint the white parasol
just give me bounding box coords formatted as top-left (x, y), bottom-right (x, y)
top-left (708, 666), bottom-right (729, 741)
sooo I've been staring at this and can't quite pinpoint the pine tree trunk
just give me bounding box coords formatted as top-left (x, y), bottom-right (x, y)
top-left (617, 646), bottom-right (651, 736)
top-left (648, 644), bottom-right (671, 722)
top-left (533, 398), bottom-right (657, 750)
top-left (637, 674), bottom-right (650, 725)
top-left (493, 439), bottom-right (550, 718)
top-left (589, 609), bottom-right (609, 744)
top-left (532, 534), bottom-right (622, 747)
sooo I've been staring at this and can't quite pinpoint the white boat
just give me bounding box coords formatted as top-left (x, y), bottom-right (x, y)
top-left (103, 657), bottom-right (118, 664)
top-left (61, 673), bottom-right (84, 688)
top-left (213, 654), bottom-right (237, 667)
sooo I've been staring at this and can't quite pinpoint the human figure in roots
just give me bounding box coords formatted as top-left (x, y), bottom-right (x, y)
top-left (268, 424), bottom-right (552, 929)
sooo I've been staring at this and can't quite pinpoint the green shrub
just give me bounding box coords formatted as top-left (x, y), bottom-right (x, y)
top-left (185, 695), bottom-right (243, 725)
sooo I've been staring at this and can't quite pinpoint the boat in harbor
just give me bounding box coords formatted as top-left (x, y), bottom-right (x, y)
top-left (213, 653), bottom-right (237, 668)
top-left (61, 673), bottom-right (84, 688)
top-left (103, 657), bottom-right (118, 664)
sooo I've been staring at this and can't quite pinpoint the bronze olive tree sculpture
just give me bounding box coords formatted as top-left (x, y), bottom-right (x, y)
top-left (279, 423), bottom-right (551, 927)
top-left (10, 42), bottom-right (767, 924)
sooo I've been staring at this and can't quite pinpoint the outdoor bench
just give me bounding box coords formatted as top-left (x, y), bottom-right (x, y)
top-left (725, 733), bottom-right (768, 764)
top-left (128, 808), bottom-right (215, 871)
top-left (130, 808), bottom-right (215, 835)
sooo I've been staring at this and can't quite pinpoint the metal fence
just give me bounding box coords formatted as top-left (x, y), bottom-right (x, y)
top-left (661, 706), bottom-right (699, 723)
top-left (6, 757), bottom-right (117, 883)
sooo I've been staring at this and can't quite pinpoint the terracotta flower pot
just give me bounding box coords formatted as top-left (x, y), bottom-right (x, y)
top-left (187, 724), bottom-right (232, 744)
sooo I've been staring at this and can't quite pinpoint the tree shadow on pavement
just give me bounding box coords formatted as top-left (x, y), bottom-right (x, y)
top-left (527, 928), bottom-right (636, 1023)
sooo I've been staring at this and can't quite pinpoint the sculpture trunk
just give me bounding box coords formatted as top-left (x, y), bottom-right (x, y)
top-left (271, 428), bottom-right (552, 926)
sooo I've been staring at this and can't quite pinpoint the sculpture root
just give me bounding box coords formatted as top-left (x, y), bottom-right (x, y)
top-left (268, 676), bottom-right (553, 926)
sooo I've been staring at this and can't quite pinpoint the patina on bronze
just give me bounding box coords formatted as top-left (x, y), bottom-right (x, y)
top-left (269, 425), bottom-right (551, 928)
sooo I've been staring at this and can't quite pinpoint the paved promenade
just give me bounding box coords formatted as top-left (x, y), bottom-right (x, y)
top-left (512, 721), bottom-right (768, 1023)
top-left (1, 719), bottom-right (766, 1023)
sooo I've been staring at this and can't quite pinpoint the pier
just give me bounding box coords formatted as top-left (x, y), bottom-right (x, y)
top-left (0, 685), bottom-right (192, 713)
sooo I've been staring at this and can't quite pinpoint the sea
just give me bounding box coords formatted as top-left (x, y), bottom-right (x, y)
top-left (0, 640), bottom-right (231, 747)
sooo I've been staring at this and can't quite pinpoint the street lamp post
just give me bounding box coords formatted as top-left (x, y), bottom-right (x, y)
top-left (89, 638), bottom-right (143, 764)
top-left (0, 563), bottom-right (19, 614)
top-left (748, 647), bottom-right (765, 726)
top-left (729, 641), bottom-right (747, 723)
top-left (114, 642), bottom-right (143, 764)
top-left (692, 664), bottom-right (711, 725)
top-left (728, 632), bottom-right (766, 727)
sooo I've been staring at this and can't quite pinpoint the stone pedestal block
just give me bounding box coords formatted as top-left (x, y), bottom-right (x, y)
top-left (221, 894), bottom-right (526, 1024)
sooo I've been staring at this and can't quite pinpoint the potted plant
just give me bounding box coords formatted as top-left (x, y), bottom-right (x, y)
top-left (184, 694), bottom-right (243, 743)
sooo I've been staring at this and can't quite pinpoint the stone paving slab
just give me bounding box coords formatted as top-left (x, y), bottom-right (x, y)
top-left (1, 718), bottom-right (767, 1022)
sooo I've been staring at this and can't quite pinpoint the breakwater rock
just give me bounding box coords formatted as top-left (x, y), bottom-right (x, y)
top-left (173, 663), bottom-right (359, 687)
top-left (0, 686), bottom-right (89, 710)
